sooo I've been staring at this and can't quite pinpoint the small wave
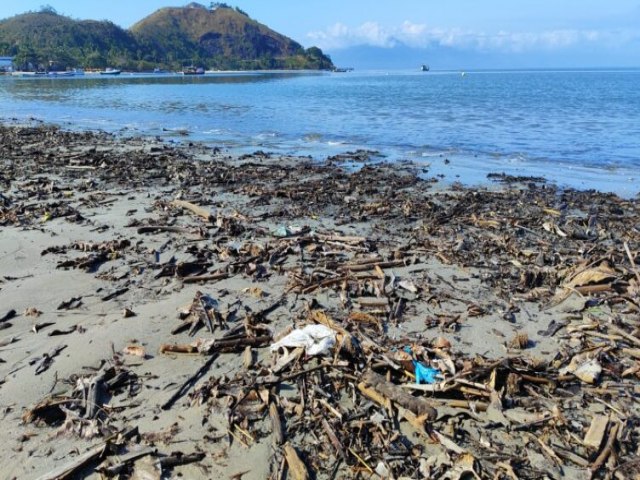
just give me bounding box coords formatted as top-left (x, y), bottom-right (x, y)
top-left (303, 133), bottom-right (323, 142)
top-left (254, 132), bottom-right (279, 140)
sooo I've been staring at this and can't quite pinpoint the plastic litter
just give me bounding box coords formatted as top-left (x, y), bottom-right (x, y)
top-left (414, 362), bottom-right (440, 385)
top-left (404, 346), bottom-right (441, 385)
top-left (273, 225), bottom-right (305, 238)
top-left (270, 324), bottom-right (337, 356)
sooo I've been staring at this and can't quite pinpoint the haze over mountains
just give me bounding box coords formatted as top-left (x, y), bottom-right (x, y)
top-left (0, 2), bottom-right (334, 71)
top-left (329, 42), bottom-right (640, 71)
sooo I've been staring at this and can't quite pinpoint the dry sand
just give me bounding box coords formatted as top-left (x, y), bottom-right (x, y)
top-left (0, 123), bottom-right (639, 479)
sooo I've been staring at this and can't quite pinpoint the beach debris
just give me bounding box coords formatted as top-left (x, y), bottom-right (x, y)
top-left (33, 344), bottom-right (67, 375)
top-left (1, 124), bottom-right (639, 479)
top-left (23, 307), bottom-right (42, 317)
top-left (123, 345), bottom-right (146, 358)
top-left (270, 324), bottom-right (336, 356)
top-left (0, 309), bottom-right (16, 324)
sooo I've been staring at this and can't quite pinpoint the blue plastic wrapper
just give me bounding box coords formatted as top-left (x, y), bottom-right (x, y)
top-left (404, 346), bottom-right (440, 384)
top-left (413, 362), bottom-right (440, 385)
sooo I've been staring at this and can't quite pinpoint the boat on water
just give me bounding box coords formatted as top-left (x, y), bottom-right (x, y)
top-left (182, 66), bottom-right (205, 75)
top-left (12, 71), bottom-right (45, 77)
top-left (100, 68), bottom-right (121, 76)
top-left (421, 64), bottom-right (430, 72)
top-left (47, 71), bottom-right (75, 77)
top-left (12, 68), bottom-right (84, 78)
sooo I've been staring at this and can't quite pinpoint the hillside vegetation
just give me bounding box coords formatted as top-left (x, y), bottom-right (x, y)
top-left (0, 3), bottom-right (333, 71)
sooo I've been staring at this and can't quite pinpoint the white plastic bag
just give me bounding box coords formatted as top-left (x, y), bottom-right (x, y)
top-left (270, 324), bottom-right (336, 356)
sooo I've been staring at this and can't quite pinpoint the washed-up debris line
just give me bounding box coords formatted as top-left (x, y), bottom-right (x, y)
top-left (2, 123), bottom-right (640, 479)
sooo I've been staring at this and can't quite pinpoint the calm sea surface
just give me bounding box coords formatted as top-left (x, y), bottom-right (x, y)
top-left (1, 69), bottom-right (639, 195)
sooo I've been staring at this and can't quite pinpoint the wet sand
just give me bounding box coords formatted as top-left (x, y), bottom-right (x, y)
top-left (1, 123), bottom-right (639, 479)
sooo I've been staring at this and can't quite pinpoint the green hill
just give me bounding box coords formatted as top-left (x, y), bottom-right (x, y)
top-left (0, 3), bottom-right (333, 71)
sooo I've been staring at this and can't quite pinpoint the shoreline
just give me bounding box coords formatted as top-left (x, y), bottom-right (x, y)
top-left (1, 122), bottom-right (639, 479)
top-left (3, 116), bottom-right (638, 199)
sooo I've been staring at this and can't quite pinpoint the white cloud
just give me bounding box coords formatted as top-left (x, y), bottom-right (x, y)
top-left (308, 22), bottom-right (639, 52)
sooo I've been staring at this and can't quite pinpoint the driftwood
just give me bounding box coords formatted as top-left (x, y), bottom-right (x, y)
top-left (181, 272), bottom-right (230, 284)
top-left (590, 421), bottom-right (620, 473)
top-left (35, 344), bottom-right (67, 375)
top-left (161, 354), bottom-right (219, 410)
top-left (159, 343), bottom-right (198, 354)
top-left (284, 443), bottom-right (309, 480)
top-left (158, 452), bottom-right (206, 469)
top-left (85, 371), bottom-right (107, 419)
top-left (340, 260), bottom-right (405, 272)
top-left (35, 442), bottom-right (109, 480)
top-left (171, 199), bottom-right (213, 222)
top-left (360, 370), bottom-right (437, 421)
top-left (101, 287), bottom-right (129, 302)
top-left (137, 225), bottom-right (199, 236)
top-left (269, 402), bottom-right (285, 446)
top-left (583, 415), bottom-right (609, 449)
top-left (98, 447), bottom-right (156, 476)
top-left (0, 309), bottom-right (16, 324)
top-left (321, 418), bottom-right (347, 462)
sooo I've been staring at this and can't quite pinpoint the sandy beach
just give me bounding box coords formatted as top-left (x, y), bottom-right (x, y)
top-left (1, 122), bottom-right (639, 479)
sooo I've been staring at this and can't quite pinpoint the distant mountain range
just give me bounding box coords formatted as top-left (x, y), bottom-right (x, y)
top-left (0, 2), bottom-right (334, 71)
top-left (328, 42), bottom-right (639, 71)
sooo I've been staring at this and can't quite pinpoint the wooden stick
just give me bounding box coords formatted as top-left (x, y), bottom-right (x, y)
top-left (348, 447), bottom-right (374, 474)
top-left (99, 447), bottom-right (156, 476)
top-left (622, 348), bottom-right (640, 360)
top-left (85, 372), bottom-right (107, 419)
top-left (159, 343), bottom-right (198, 354)
top-left (137, 225), bottom-right (197, 235)
top-left (160, 353), bottom-right (219, 410)
top-left (607, 324), bottom-right (640, 347)
top-left (301, 276), bottom-right (347, 294)
top-left (623, 241), bottom-right (640, 285)
top-left (321, 418), bottom-right (347, 462)
top-left (171, 199), bottom-right (213, 222)
top-left (312, 233), bottom-right (367, 243)
top-left (158, 452), bottom-right (206, 469)
top-left (355, 297), bottom-right (390, 308)
top-left (360, 370), bottom-right (437, 420)
top-left (340, 260), bottom-right (405, 272)
top-left (35, 442), bottom-right (108, 480)
top-left (590, 421), bottom-right (620, 473)
top-left (181, 272), bottom-right (229, 284)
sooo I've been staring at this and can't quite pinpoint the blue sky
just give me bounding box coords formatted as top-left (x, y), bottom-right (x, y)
top-left (1, 1), bottom-right (639, 67)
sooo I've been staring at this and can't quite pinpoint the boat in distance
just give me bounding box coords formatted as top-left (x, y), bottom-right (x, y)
top-left (11, 68), bottom-right (84, 77)
top-left (99, 68), bottom-right (121, 76)
top-left (182, 66), bottom-right (205, 75)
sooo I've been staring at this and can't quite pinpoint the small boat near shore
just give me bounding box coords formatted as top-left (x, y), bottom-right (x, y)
top-left (100, 68), bottom-right (121, 76)
top-left (47, 71), bottom-right (75, 77)
top-left (421, 64), bottom-right (430, 72)
top-left (12, 68), bottom-right (84, 78)
top-left (182, 66), bottom-right (205, 75)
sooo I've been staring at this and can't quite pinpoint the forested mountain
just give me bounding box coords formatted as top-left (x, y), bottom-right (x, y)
top-left (0, 3), bottom-right (333, 71)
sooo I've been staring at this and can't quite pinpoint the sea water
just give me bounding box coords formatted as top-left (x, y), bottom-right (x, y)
top-left (1, 69), bottom-right (638, 195)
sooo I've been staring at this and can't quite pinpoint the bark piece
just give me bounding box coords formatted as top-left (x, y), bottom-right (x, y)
top-left (284, 443), bottom-right (309, 480)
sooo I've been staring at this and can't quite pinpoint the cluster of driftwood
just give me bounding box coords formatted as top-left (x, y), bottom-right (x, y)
top-left (1, 124), bottom-right (640, 479)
